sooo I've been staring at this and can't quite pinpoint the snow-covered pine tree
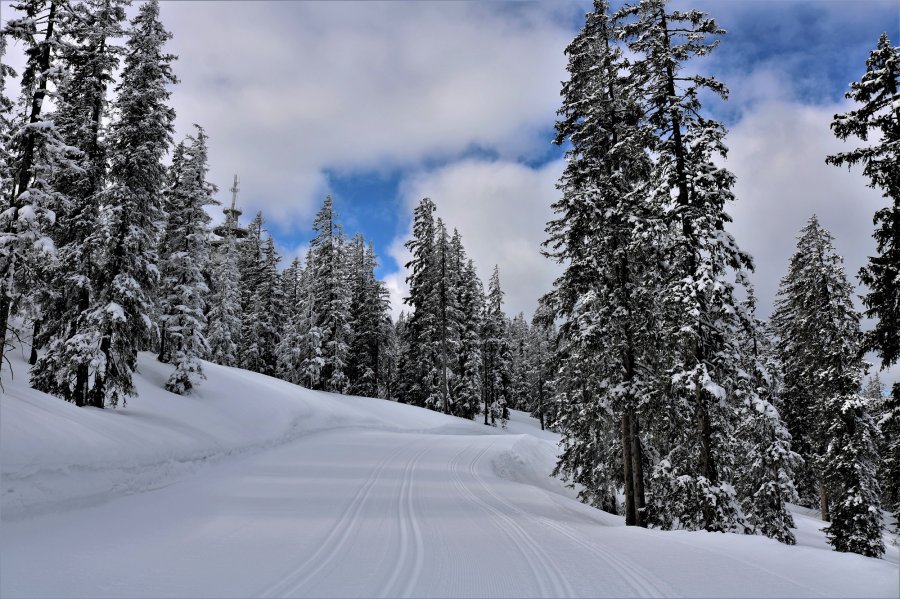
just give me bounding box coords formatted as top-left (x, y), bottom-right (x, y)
top-left (238, 212), bottom-right (264, 371)
top-left (206, 231), bottom-right (242, 367)
top-left (507, 312), bottom-right (529, 411)
top-left (617, 0), bottom-right (756, 532)
top-left (734, 309), bottom-right (801, 545)
top-left (377, 310), bottom-right (398, 401)
top-left (308, 196), bottom-right (350, 393)
top-left (275, 256), bottom-right (305, 384)
top-left (828, 33), bottom-right (900, 391)
top-left (0, 35), bottom-right (13, 201)
top-left (828, 35), bottom-right (900, 527)
top-left (429, 218), bottom-right (462, 413)
top-left (865, 372), bottom-right (899, 530)
top-left (346, 236), bottom-right (390, 397)
top-left (299, 248), bottom-right (325, 389)
top-left (450, 233), bottom-right (483, 420)
top-left (257, 236), bottom-right (282, 376)
top-left (1, 0), bottom-right (76, 378)
top-left (30, 0), bottom-right (129, 404)
top-left (772, 215), bottom-right (883, 557)
top-left (547, 0), bottom-right (662, 526)
top-left (157, 126), bottom-right (216, 394)
top-left (63, 0), bottom-right (175, 408)
top-left (526, 305), bottom-right (556, 431)
top-left (402, 197), bottom-right (439, 407)
top-left (482, 265), bottom-right (510, 427)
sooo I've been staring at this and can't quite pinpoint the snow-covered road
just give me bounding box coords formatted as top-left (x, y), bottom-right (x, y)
top-left (2, 352), bottom-right (898, 598)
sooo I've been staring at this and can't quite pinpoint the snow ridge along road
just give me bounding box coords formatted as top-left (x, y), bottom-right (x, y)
top-left (2, 350), bottom-right (898, 598)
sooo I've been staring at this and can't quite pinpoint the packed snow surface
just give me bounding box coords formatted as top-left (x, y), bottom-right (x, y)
top-left (2, 346), bottom-right (898, 598)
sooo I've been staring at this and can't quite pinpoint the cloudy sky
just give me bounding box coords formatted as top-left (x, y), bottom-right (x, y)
top-left (3, 0), bottom-right (898, 382)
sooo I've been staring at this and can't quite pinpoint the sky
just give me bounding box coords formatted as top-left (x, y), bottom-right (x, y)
top-left (2, 0), bottom-right (899, 383)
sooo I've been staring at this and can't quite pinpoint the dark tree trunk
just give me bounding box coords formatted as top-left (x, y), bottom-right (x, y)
top-left (622, 410), bottom-right (636, 525)
top-left (0, 295), bottom-right (10, 379)
top-left (28, 320), bottom-right (41, 365)
top-left (632, 415), bottom-right (647, 527)
top-left (819, 480), bottom-right (831, 522)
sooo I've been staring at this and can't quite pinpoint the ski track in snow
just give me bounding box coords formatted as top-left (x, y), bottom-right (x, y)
top-left (452, 440), bottom-right (575, 598)
top-left (257, 439), bottom-right (417, 598)
top-left (378, 442), bottom-right (429, 598)
top-left (3, 350), bottom-right (898, 599)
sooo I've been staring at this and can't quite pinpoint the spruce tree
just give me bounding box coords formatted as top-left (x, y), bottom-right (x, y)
top-left (547, 0), bottom-right (661, 527)
top-left (207, 231), bottom-right (242, 368)
top-left (828, 33), bottom-right (900, 386)
top-left (772, 216), bottom-right (883, 557)
top-left (403, 198), bottom-right (439, 406)
top-left (734, 312), bottom-right (801, 544)
top-left (299, 248), bottom-right (325, 389)
top-left (157, 126), bottom-right (216, 394)
top-left (275, 257), bottom-right (305, 384)
top-left (59, 0), bottom-right (175, 407)
top-left (308, 196), bottom-right (350, 393)
top-left (526, 306), bottom-right (555, 431)
top-left (346, 236), bottom-right (390, 397)
top-left (617, 0), bottom-right (756, 533)
top-left (482, 266), bottom-right (510, 427)
top-left (451, 236), bottom-right (483, 420)
top-left (1, 0), bottom-right (75, 378)
top-left (828, 35), bottom-right (900, 527)
top-left (30, 0), bottom-right (128, 404)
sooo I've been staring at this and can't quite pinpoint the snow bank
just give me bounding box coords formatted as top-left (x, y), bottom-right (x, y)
top-left (1, 349), bottom-right (481, 520)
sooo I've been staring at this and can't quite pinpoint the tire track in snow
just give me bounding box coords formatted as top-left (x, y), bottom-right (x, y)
top-left (450, 440), bottom-right (574, 598)
top-left (258, 439), bottom-right (414, 598)
top-left (377, 443), bottom-right (430, 598)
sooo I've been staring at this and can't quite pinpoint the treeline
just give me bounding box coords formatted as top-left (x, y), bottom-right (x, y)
top-left (544, 0), bottom-right (898, 559)
top-left (0, 0), bottom-right (552, 427)
top-left (395, 197), bottom-right (557, 426)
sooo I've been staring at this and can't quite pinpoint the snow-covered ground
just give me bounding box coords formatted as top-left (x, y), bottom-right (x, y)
top-left (2, 344), bottom-right (897, 598)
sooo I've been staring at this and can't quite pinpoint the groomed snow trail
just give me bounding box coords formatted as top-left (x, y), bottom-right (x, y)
top-left (2, 352), bottom-right (898, 598)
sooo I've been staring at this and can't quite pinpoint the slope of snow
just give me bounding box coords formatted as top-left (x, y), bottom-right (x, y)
top-left (2, 346), bottom-right (898, 598)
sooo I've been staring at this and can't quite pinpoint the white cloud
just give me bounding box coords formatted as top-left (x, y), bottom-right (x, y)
top-left (160, 1), bottom-right (572, 232)
top-left (725, 99), bottom-right (884, 319)
top-left (384, 158), bottom-right (564, 321)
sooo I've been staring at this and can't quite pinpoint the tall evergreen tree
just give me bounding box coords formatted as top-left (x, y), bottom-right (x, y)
top-left (402, 197), bottom-right (439, 406)
top-left (452, 236), bottom-right (484, 420)
top-left (157, 126), bottom-right (216, 394)
top-left (346, 236), bottom-right (390, 397)
top-left (207, 232), bottom-right (242, 368)
top-left (30, 0), bottom-right (129, 404)
top-left (828, 33), bottom-right (900, 389)
top-left (617, 0), bottom-right (756, 533)
top-left (482, 265), bottom-right (510, 427)
top-left (526, 306), bottom-right (556, 431)
top-left (1, 0), bottom-right (75, 377)
top-left (828, 35), bottom-right (900, 527)
top-left (547, 0), bottom-right (660, 527)
top-left (238, 212), bottom-right (265, 371)
top-left (275, 256), bottom-right (305, 384)
top-left (772, 216), bottom-right (883, 557)
top-left (55, 0), bottom-right (175, 407)
top-left (734, 311), bottom-right (801, 544)
top-left (308, 196), bottom-right (350, 393)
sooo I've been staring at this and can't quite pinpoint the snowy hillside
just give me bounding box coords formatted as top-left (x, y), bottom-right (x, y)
top-left (2, 346), bottom-right (897, 598)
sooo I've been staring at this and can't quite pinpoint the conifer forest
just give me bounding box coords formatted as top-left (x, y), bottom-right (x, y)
top-left (1, 1), bottom-right (899, 597)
